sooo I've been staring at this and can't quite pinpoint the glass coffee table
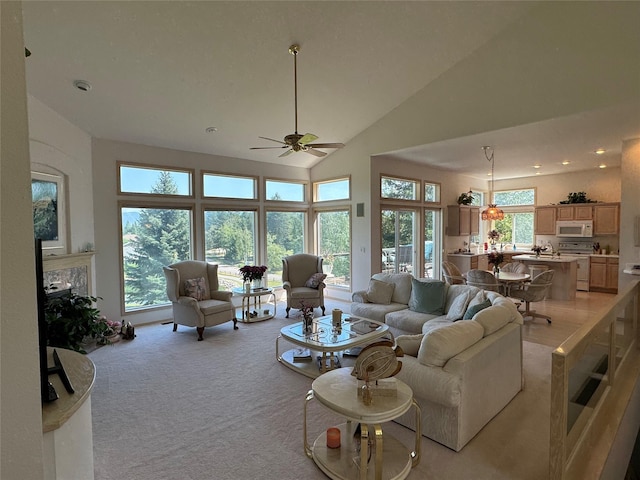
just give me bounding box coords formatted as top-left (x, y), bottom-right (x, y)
top-left (276, 314), bottom-right (391, 378)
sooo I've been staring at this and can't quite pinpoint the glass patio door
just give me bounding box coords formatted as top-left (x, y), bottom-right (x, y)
top-left (381, 209), bottom-right (417, 275)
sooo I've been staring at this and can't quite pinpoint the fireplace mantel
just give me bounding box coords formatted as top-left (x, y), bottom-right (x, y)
top-left (43, 252), bottom-right (95, 296)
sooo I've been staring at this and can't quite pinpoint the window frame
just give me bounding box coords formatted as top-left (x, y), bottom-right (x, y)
top-left (117, 161), bottom-right (195, 198)
top-left (119, 201), bottom-right (195, 314)
top-left (314, 206), bottom-right (352, 290)
top-left (32, 169), bottom-right (68, 255)
top-left (313, 176), bottom-right (351, 203)
top-left (201, 170), bottom-right (259, 200)
top-left (380, 174), bottom-right (421, 203)
top-left (264, 177), bottom-right (308, 203)
top-left (423, 181), bottom-right (441, 204)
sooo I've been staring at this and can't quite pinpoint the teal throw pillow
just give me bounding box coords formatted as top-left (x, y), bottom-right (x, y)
top-left (408, 279), bottom-right (446, 315)
top-left (463, 298), bottom-right (492, 320)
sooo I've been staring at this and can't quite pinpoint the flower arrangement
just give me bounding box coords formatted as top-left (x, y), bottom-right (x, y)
top-left (487, 251), bottom-right (504, 268)
top-left (532, 245), bottom-right (547, 256)
top-left (239, 265), bottom-right (267, 282)
top-left (487, 229), bottom-right (501, 242)
top-left (96, 316), bottom-right (122, 345)
top-left (299, 301), bottom-right (314, 319)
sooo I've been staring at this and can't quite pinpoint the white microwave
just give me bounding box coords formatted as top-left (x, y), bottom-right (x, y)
top-left (556, 220), bottom-right (594, 238)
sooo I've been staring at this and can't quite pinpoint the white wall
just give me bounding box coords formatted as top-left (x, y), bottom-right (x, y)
top-left (0, 2), bottom-right (45, 478)
top-left (91, 138), bottom-right (309, 324)
top-left (619, 138), bottom-right (640, 291)
top-left (28, 96), bottom-right (94, 256)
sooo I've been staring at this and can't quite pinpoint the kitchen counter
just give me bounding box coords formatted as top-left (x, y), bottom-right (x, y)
top-left (590, 254), bottom-right (619, 258)
top-left (512, 255), bottom-right (577, 300)
top-left (512, 254), bottom-right (578, 263)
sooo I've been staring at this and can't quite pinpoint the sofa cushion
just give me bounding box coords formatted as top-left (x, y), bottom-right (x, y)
top-left (463, 298), bottom-right (492, 320)
top-left (473, 304), bottom-right (512, 336)
top-left (408, 279), bottom-right (447, 315)
top-left (445, 290), bottom-right (472, 321)
top-left (371, 273), bottom-right (413, 305)
top-left (184, 277), bottom-right (210, 301)
top-left (386, 308), bottom-right (441, 335)
top-left (350, 301), bottom-right (406, 324)
top-left (467, 289), bottom-right (486, 309)
top-left (417, 321), bottom-right (484, 367)
top-left (395, 334), bottom-right (423, 357)
top-left (365, 278), bottom-right (395, 304)
top-left (304, 272), bottom-right (327, 288)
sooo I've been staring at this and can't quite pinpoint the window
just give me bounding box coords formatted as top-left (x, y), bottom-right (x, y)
top-left (493, 188), bottom-right (535, 206)
top-left (32, 171), bottom-right (67, 254)
top-left (381, 176), bottom-right (418, 201)
top-left (424, 182), bottom-right (440, 203)
top-left (382, 209), bottom-right (417, 274)
top-left (204, 209), bottom-right (257, 287)
top-left (203, 173), bottom-right (257, 199)
top-left (491, 188), bottom-right (535, 248)
top-left (265, 179), bottom-right (306, 202)
top-left (119, 163), bottom-right (193, 196)
top-left (314, 177), bottom-right (350, 202)
top-left (121, 205), bottom-right (192, 311)
top-left (317, 210), bottom-right (351, 288)
top-left (266, 210), bottom-right (305, 280)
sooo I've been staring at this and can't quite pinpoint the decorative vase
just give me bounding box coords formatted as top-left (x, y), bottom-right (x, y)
top-left (303, 314), bottom-right (313, 334)
top-left (244, 281), bottom-right (251, 293)
top-left (361, 379), bottom-right (373, 406)
top-left (535, 252), bottom-right (540, 258)
top-left (252, 278), bottom-right (262, 289)
top-left (493, 265), bottom-right (500, 275)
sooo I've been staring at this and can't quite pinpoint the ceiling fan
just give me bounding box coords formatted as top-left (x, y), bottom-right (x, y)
top-left (250, 45), bottom-right (345, 158)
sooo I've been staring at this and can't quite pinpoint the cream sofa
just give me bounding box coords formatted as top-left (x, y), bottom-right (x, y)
top-left (351, 273), bottom-right (523, 451)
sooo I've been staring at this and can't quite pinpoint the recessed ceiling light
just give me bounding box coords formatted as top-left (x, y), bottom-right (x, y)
top-left (595, 148), bottom-right (606, 155)
top-left (535, 171), bottom-right (541, 175)
top-left (73, 80), bottom-right (92, 92)
top-left (205, 127), bottom-right (218, 133)
top-left (599, 164), bottom-right (607, 169)
top-left (533, 164), bottom-right (541, 169)
top-left (562, 160), bottom-right (570, 165)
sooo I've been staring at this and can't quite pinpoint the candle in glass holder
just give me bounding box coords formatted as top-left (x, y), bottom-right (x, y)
top-left (326, 427), bottom-right (341, 448)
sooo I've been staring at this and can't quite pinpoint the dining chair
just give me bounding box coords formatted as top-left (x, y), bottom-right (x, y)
top-left (500, 262), bottom-right (528, 274)
top-left (465, 269), bottom-right (501, 292)
top-left (509, 270), bottom-right (555, 323)
top-left (442, 261), bottom-right (465, 285)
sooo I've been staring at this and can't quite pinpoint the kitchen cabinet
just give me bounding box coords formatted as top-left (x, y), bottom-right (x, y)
top-left (589, 256), bottom-right (618, 293)
top-left (447, 206), bottom-right (479, 236)
top-left (556, 205), bottom-right (593, 221)
top-left (534, 206), bottom-right (556, 235)
top-left (447, 254), bottom-right (479, 274)
top-left (593, 203), bottom-right (620, 235)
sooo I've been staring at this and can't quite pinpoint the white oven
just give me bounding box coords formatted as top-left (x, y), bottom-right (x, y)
top-left (558, 241), bottom-right (593, 291)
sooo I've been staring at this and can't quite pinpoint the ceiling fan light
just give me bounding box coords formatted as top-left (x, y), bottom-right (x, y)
top-left (481, 205), bottom-right (505, 221)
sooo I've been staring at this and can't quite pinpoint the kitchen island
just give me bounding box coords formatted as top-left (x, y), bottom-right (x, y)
top-left (512, 255), bottom-right (577, 300)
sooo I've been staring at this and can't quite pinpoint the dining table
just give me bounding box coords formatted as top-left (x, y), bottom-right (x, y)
top-left (492, 270), bottom-right (530, 296)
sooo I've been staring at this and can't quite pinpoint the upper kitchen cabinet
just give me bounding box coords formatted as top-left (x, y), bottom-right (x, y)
top-left (447, 205), bottom-right (479, 236)
top-left (534, 206), bottom-right (556, 235)
top-left (593, 203), bottom-right (620, 235)
top-left (556, 205), bottom-right (593, 221)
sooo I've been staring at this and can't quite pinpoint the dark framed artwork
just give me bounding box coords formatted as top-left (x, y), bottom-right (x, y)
top-left (32, 171), bottom-right (66, 254)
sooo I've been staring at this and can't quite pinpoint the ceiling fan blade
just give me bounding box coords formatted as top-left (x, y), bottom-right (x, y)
top-left (298, 133), bottom-right (318, 145)
top-left (258, 136), bottom-right (287, 145)
top-left (278, 149), bottom-right (294, 158)
top-left (306, 143), bottom-right (345, 149)
top-left (305, 147), bottom-right (327, 158)
top-left (250, 146), bottom-right (288, 150)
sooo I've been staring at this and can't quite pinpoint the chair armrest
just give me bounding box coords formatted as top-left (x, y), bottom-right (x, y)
top-left (283, 281), bottom-right (291, 291)
top-left (352, 290), bottom-right (368, 303)
top-left (210, 290), bottom-right (232, 302)
top-left (177, 296), bottom-right (199, 308)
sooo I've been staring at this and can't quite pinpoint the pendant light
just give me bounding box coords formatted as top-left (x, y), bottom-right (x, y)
top-left (481, 146), bottom-right (504, 221)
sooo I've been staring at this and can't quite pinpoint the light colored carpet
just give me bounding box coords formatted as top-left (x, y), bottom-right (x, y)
top-left (89, 307), bottom-right (552, 480)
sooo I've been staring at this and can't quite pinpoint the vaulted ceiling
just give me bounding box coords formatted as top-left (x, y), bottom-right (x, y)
top-left (21, 1), bottom-right (640, 180)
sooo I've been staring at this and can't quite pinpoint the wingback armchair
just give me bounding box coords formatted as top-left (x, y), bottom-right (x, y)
top-left (282, 254), bottom-right (326, 318)
top-left (163, 260), bottom-right (238, 340)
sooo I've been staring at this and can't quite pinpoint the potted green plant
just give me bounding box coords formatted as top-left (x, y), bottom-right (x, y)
top-left (44, 291), bottom-right (111, 353)
top-left (457, 191), bottom-right (474, 205)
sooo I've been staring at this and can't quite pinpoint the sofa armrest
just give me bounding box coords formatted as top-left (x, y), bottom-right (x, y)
top-left (177, 296), bottom-right (199, 308)
top-left (351, 290), bottom-right (368, 303)
top-left (283, 281), bottom-right (291, 292)
top-left (210, 290), bottom-right (232, 302)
